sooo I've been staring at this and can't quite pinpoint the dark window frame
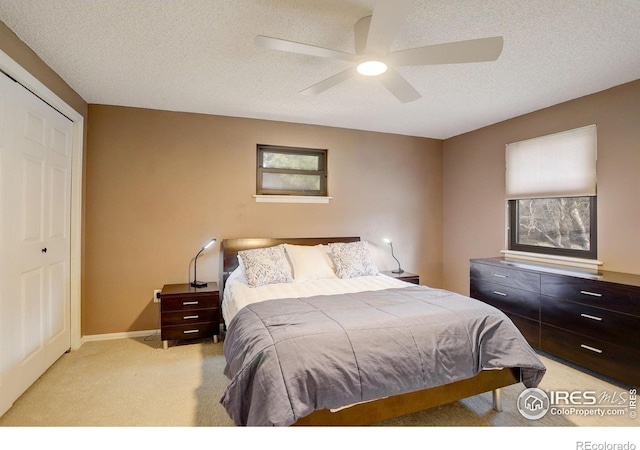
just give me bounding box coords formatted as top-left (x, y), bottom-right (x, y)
top-left (508, 196), bottom-right (598, 260)
top-left (256, 145), bottom-right (328, 196)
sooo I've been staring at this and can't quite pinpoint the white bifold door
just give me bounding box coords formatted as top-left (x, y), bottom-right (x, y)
top-left (0, 71), bottom-right (72, 416)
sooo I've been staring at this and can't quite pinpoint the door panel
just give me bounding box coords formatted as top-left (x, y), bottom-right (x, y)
top-left (47, 261), bottom-right (68, 340)
top-left (21, 156), bottom-right (44, 243)
top-left (20, 268), bottom-right (44, 360)
top-left (0, 72), bottom-right (72, 416)
top-left (48, 165), bottom-right (68, 239)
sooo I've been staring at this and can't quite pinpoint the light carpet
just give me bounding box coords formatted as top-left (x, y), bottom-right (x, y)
top-left (0, 334), bottom-right (637, 428)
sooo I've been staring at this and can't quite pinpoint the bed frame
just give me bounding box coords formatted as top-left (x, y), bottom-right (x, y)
top-left (219, 236), bottom-right (522, 426)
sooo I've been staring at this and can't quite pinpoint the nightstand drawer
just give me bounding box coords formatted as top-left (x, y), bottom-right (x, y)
top-left (161, 294), bottom-right (218, 312)
top-left (402, 276), bottom-right (419, 285)
top-left (471, 279), bottom-right (540, 321)
top-left (161, 322), bottom-right (219, 341)
top-left (161, 307), bottom-right (219, 327)
top-left (541, 298), bottom-right (639, 350)
top-left (470, 262), bottom-right (540, 293)
top-left (379, 271), bottom-right (419, 284)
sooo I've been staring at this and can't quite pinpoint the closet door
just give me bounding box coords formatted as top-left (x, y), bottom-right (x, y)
top-left (0, 72), bottom-right (72, 416)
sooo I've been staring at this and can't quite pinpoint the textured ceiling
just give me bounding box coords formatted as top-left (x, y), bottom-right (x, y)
top-left (1, 0), bottom-right (639, 139)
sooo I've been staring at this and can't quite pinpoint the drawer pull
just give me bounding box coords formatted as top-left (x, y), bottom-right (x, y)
top-left (493, 274), bottom-right (508, 278)
top-left (493, 291), bottom-right (508, 296)
top-left (182, 301), bottom-right (199, 306)
top-left (580, 290), bottom-right (603, 298)
top-left (183, 329), bottom-right (199, 334)
top-left (183, 315), bottom-right (199, 320)
top-left (580, 344), bottom-right (603, 354)
top-left (580, 313), bottom-right (602, 322)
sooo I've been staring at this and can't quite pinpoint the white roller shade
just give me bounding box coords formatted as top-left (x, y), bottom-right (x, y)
top-left (506, 124), bottom-right (597, 199)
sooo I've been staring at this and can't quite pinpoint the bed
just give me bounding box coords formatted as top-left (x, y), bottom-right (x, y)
top-left (218, 237), bottom-right (546, 426)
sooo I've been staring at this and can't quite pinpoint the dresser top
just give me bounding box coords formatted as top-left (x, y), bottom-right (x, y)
top-left (471, 257), bottom-right (640, 289)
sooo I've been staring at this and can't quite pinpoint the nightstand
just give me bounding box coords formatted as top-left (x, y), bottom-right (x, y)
top-left (380, 271), bottom-right (420, 284)
top-left (159, 282), bottom-right (220, 349)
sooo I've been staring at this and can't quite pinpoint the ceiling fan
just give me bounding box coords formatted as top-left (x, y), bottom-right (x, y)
top-left (255, 0), bottom-right (504, 103)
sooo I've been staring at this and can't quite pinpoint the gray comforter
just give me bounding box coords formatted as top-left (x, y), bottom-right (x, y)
top-left (220, 285), bottom-right (546, 426)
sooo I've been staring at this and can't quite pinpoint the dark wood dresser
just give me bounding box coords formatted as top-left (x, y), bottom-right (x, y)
top-left (159, 282), bottom-right (220, 349)
top-left (470, 257), bottom-right (640, 387)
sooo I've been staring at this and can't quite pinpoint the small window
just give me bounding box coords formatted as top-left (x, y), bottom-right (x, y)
top-left (257, 145), bottom-right (327, 196)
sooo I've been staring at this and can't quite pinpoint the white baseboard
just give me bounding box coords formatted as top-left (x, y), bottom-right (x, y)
top-left (81, 329), bottom-right (160, 345)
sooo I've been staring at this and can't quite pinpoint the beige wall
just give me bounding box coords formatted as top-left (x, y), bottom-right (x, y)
top-left (443, 79), bottom-right (640, 295)
top-left (85, 105), bottom-right (443, 335)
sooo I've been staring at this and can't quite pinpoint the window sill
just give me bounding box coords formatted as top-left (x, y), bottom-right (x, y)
top-left (253, 195), bottom-right (333, 204)
top-left (500, 250), bottom-right (603, 272)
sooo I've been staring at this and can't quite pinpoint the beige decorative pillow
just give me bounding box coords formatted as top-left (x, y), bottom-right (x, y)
top-left (329, 241), bottom-right (379, 279)
top-left (238, 245), bottom-right (293, 287)
top-left (284, 244), bottom-right (337, 281)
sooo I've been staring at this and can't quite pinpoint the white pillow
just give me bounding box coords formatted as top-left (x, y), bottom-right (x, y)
top-left (238, 244), bottom-right (293, 287)
top-left (284, 244), bottom-right (337, 281)
top-left (228, 260), bottom-right (248, 285)
top-left (328, 240), bottom-right (379, 279)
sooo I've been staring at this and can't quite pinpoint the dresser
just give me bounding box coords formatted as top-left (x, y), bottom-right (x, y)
top-left (160, 282), bottom-right (220, 349)
top-left (470, 257), bottom-right (640, 387)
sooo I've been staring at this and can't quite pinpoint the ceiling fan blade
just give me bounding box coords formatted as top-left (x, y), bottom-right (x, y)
top-left (300, 68), bottom-right (358, 96)
top-left (388, 36), bottom-right (504, 66)
top-left (353, 15), bottom-right (371, 55)
top-left (255, 35), bottom-right (358, 62)
top-left (365, 0), bottom-right (415, 56)
top-left (378, 68), bottom-right (421, 103)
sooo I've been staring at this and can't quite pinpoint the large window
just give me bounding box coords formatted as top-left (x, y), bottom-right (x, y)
top-left (508, 196), bottom-right (597, 259)
top-left (506, 125), bottom-right (597, 259)
top-left (256, 145), bottom-right (327, 196)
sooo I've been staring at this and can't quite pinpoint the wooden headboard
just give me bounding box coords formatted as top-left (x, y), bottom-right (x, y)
top-left (219, 236), bottom-right (360, 292)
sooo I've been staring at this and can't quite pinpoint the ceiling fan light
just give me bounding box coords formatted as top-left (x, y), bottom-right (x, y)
top-left (357, 60), bottom-right (388, 76)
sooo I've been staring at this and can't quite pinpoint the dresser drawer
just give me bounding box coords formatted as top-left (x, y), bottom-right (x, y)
top-left (541, 324), bottom-right (640, 387)
top-left (161, 322), bottom-right (220, 341)
top-left (161, 293), bottom-right (218, 312)
top-left (541, 275), bottom-right (639, 316)
top-left (161, 307), bottom-right (219, 327)
top-left (629, 287), bottom-right (640, 304)
top-left (470, 262), bottom-right (540, 293)
top-left (471, 279), bottom-right (540, 321)
top-left (541, 298), bottom-right (640, 350)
